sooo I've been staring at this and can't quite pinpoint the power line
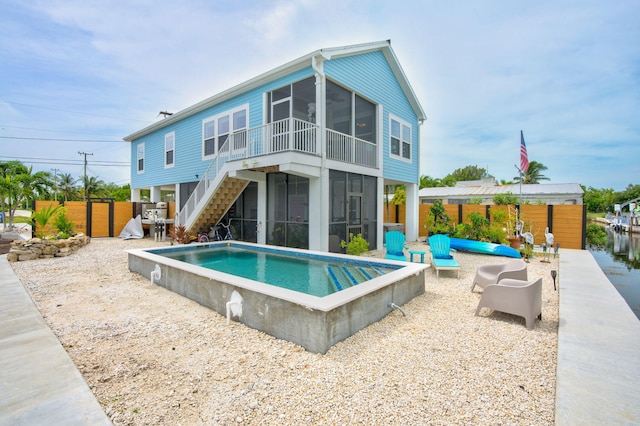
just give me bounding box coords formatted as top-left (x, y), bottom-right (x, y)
top-left (0, 124), bottom-right (123, 137)
top-left (0, 99), bottom-right (151, 123)
top-left (0, 155), bottom-right (128, 165)
top-left (0, 136), bottom-right (123, 143)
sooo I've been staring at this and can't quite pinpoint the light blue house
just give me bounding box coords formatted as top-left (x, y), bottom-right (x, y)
top-left (124, 40), bottom-right (426, 252)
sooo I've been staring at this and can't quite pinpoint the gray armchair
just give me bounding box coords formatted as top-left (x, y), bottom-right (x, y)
top-left (471, 259), bottom-right (527, 292)
top-left (474, 278), bottom-right (542, 330)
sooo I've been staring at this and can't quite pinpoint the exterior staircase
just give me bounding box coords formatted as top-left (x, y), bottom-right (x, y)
top-left (189, 176), bottom-right (248, 234)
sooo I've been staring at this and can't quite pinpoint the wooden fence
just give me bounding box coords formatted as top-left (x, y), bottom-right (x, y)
top-left (34, 200), bottom-right (176, 238)
top-left (385, 203), bottom-right (586, 249)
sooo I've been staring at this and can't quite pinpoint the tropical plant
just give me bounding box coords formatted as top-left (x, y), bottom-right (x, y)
top-left (83, 176), bottom-right (107, 200)
top-left (514, 160), bottom-right (549, 184)
top-left (0, 161), bottom-right (53, 227)
top-left (340, 233), bottom-right (369, 256)
top-left (57, 173), bottom-right (79, 201)
top-left (54, 207), bottom-right (75, 238)
top-left (169, 225), bottom-right (192, 244)
top-left (425, 200), bottom-right (453, 235)
top-left (492, 192), bottom-right (520, 205)
top-left (31, 204), bottom-right (61, 238)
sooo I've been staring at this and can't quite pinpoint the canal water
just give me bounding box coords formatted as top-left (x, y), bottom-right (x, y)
top-left (588, 227), bottom-right (640, 320)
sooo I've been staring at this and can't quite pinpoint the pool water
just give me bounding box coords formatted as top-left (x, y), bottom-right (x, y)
top-left (152, 245), bottom-right (399, 297)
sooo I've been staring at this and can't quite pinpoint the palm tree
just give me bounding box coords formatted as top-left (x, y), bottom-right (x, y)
top-left (57, 173), bottom-right (78, 201)
top-left (0, 161), bottom-right (53, 226)
top-left (514, 161), bottom-right (550, 184)
top-left (83, 176), bottom-right (106, 200)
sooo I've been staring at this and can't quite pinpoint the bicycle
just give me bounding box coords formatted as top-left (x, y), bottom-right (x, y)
top-left (196, 231), bottom-right (209, 243)
top-left (211, 220), bottom-right (233, 241)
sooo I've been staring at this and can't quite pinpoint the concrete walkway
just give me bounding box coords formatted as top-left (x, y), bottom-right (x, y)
top-left (0, 255), bottom-right (111, 425)
top-left (1, 248), bottom-right (639, 424)
top-left (555, 249), bottom-right (640, 424)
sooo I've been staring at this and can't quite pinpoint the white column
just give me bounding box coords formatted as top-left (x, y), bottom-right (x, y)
top-left (308, 174), bottom-right (327, 251)
top-left (257, 178), bottom-right (267, 245)
top-left (150, 186), bottom-right (161, 203)
top-left (405, 182), bottom-right (419, 242)
top-left (131, 187), bottom-right (142, 202)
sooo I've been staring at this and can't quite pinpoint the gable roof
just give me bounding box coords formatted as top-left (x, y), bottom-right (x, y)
top-left (124, 40), bottom-right (425, 141)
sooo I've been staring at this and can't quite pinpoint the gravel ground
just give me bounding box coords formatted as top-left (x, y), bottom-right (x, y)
top-left (11, 237), bottom-right (559, 425)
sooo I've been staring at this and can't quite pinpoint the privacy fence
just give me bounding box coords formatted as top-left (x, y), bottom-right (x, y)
top-left (385, 203), bottom-right (586, 250)
top-left (34, 200), bottom-right (176, 238)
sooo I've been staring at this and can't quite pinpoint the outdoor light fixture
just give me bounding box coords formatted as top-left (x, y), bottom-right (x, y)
top-left (551, 270), bottom-right (557, 291)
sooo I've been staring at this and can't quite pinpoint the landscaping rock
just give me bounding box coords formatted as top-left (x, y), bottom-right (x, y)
top-left (8, 234), bottom-right (90, 262)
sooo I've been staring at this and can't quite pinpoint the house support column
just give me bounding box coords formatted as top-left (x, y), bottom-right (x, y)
top-left (131, 187), bottom-right (142, 202)
top-left (405, 182), bottom-right (419, 242)
top-left (150, 186), bottom-right (161, 203)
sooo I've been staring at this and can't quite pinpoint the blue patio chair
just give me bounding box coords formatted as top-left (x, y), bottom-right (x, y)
top-left (428, 234), bottom-right (460, 278)
top-left (384, 231), bottom-right (407, 261)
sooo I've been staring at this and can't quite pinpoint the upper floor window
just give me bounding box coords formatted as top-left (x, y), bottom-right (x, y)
top-left (137, 143), bottom-right (145, 173)
top-left (165, 132), bottom-right (175, 168)
top-left (390, 115), bottom-right (411, 161)
top-left (203, 105), bottom-right (248, 159)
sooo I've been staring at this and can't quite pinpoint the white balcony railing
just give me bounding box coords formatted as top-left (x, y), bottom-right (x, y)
top-left (326, 129), bottom-right (378, 168)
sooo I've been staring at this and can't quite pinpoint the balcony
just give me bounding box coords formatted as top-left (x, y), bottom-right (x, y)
top-left (177, 117), bottom-right (378, 229)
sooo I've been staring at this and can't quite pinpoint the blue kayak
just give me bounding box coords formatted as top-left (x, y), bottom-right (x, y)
top-left (449, 238), bottom-right (522, 258)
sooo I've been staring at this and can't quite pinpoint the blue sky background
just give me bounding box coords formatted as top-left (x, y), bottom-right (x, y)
top-left (1, 0), bottom-right (638, 191)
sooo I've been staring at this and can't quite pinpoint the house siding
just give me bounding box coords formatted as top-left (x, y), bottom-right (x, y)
top-left (324, 51), bottom-right (420, 184)
top-left (130, 67), bottom-right (315, 188)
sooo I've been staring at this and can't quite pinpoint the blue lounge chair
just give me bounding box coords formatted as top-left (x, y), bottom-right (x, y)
top-left (428, 234), bottom-right (460, 278)
top-left (384, 231), bottom-right (407, 261)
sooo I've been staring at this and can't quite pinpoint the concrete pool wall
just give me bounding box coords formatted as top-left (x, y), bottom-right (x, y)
top-left (127, 242), bottom-right (428, 354)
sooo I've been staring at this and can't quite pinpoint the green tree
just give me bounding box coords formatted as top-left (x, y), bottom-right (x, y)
top-left (57, 173), bottom-right (79, 201)
top-left (445, 165), bottom-right (488, 182)
top-left (0, 161), bottom-right (53, 226)
top-left (83, 176), bottom-right (107, 199)
top-left (583, 186), bottom-right (616, 213)
top-left (514, 161), bottom-right (549, 184)
top-left (109, 183), bottom-right (132, 201)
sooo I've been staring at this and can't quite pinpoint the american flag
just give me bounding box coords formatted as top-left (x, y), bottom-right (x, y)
top-left (520, 130), bottom-right (530, 173)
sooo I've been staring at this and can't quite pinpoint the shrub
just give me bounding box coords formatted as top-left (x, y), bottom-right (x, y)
top-left (340, 233), bottom-right (369, 256)
top-left (32, 204), bottom-right (61, 238)
top-left (54, 207), bottom-right (75, 238)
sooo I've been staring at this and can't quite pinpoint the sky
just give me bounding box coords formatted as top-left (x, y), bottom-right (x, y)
top-left (1, 0), bottom-right (639, 191)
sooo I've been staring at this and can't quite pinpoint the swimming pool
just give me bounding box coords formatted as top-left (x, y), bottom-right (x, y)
top-left (127, 241), bottom-right (428, 353)
top-left (150, 245), bottom-right (400, 297)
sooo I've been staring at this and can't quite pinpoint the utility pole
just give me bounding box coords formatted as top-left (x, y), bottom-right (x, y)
top-left (50, 168), bottom-right (59, 201)
top-left (78, 151), bottom-right (93, 201)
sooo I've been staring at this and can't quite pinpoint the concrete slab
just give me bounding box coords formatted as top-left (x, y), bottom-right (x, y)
top-left (555, 249), bottom-right (640, 425)
top-left (0, 255), bottom-right (111, 426)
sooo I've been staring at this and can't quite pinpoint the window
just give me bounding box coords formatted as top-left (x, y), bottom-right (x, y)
top-left (164, 132), bottom-right (175, 168)
top-left (202, 105), bottom-right (249, 159)
top-left (137, 143), bottom-right (145, 173)
top-left (390, 116), bottom-right (411, 160)
top-left (203, 120), bottom-right (215, 156)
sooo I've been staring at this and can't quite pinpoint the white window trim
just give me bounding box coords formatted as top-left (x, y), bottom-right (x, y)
top-left (389, 114), bottom-right (412, 163)
top-left (137, 142), bottom-right (145, 174)
top-left (164, 132), bottom-right (175, 168)
top-left (202, 104), bottom-right (249, 160)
